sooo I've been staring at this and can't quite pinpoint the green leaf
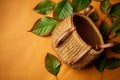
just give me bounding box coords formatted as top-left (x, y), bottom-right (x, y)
top-left (105, 57), bottom-right (120, 69)
top-left (95, 53), bottom-right (107, 72)
top-left (109, 18), bottom-right (120, 38)
top-left (111, 42), bottom-right (120, 53)
top-left (89, 11), bottom-right (98, 22)
top-left (110, 3), bottom-right (120, 17)
top-left (33, 0), bottom-right (55, 15)
top-left (30, 17), bottom-right (58, 36)
top-left (72, 0), bottom-right (92, 12)
top-left (53, 0), bottom-right (73, 20)
top-left (110, 18), bottom-right (120, 32)
top-left (99, 20), bottom-right (110, 41)
top-left (100, 0), bottom-right (111, 14)
top-left (45, 53), bottom-right (61, 76)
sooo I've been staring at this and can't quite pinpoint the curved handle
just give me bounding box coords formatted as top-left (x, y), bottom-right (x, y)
top-left (71, 43), bottom-right (114, 65)
top-left (55, 27), bottom-right (76, 48)
top-left (82, 5), bottom-right (93, 16)
top-left (95, 42), bottom-right (114, 50)
top-left (55, 5), bottom-right (93, 48)
top-left (70, 45), bottom-right (92, 65)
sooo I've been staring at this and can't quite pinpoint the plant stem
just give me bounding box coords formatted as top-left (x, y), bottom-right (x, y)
top-left (107, 14), bottom-right (114, 23)
top-left (56, 75), bottom-right (59, 80)
top-left (100, 72), bottom-right (104, 80)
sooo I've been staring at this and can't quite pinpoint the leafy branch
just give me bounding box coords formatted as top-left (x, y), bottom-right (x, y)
top-left (30, 0), bottom-right (92, 37)
top-left (30, 0), bottom-right (120, 77)
top-left (94, 0), bottom-right (120, 72)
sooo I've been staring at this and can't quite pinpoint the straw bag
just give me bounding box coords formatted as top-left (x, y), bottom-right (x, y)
top-left (51, 6), bottom-right (114, 69)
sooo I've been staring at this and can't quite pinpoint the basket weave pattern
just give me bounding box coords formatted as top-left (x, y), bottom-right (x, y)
top-left (51, 13), bottom-right (104, 69)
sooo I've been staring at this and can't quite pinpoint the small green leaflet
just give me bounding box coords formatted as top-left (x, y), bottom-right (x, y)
top-left (105, 57), bottom-right (120, 69)
top-left (111, 42), bottom-right (120, 53)
top-left (53, 0), bottom-right (73, 20)
top-left (109, 18), bottom-right (120, 38)
top-left (45, 53), bottom-right (61, 76)
top-left (72, 0), bottom-right (91, 12)
top-left (94, 53), bottom-right (107, 72)
top-left (33, 0), bottom-right (55, 15)
top-left (30, 17), bottom-right (58, 36)
top-left (89, 11), bottom-right (98, 22)
top-left (100, 0), bottom-right (111, 14)
top-left (110, 18), bottom-right (120, 32)
top-left (99, 20), bottom-right (110, 41)
top-left (110, 3), bottom-right (120, 17)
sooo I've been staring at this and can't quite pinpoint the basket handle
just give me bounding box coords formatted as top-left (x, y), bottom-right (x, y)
top-left (70, 45), bottom-right (92, 65)
top-left (55, 5), bottom-right (93, 48)
top-left (95, 42), bottom-right (114, 50)
top-left (70, 42), bottom-right (114, 65)
top-left (82, 5), bottom-right (93, 16)
top-left (55, 27), bottom-right (76, 48)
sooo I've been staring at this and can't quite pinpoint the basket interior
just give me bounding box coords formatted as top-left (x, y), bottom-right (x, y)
top-left (73, 15), bottom-right (101, 49)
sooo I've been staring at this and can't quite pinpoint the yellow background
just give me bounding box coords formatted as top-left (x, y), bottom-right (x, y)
top-left (0, 0), bottom-right (120, 80)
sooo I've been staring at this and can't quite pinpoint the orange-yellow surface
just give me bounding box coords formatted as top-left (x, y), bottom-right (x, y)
top-left (0, 0), bottom-right (120, 80)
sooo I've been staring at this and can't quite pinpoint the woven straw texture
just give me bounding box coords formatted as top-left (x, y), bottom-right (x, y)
top-left (51, 13), bottom-right (104, 69)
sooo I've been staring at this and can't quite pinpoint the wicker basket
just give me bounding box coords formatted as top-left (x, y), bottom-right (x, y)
top-left (51, 12), bottom-right (113, 69)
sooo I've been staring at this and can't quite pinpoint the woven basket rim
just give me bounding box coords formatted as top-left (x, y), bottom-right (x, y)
top-left (70, 12), bottom-right (104, 53)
